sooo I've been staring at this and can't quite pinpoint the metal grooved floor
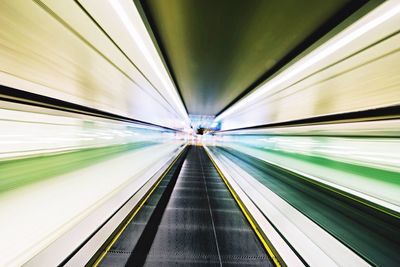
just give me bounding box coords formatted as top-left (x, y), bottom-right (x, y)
top-left (99, 146), bottom-right (272, 266)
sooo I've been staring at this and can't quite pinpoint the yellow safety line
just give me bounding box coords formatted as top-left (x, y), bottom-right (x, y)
top-left (205, 149), bottom-right (282, 267)
top-left (92, 147), bottom-right (186, 266)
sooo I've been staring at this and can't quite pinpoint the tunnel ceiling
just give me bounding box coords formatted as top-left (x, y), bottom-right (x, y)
top-left (139, 0), bottom-right (367, 116)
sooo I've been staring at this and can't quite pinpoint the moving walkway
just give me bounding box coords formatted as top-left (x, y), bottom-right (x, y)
top-left (46, 144), bottom-right (399, 267)
top-left (93, 146), bottom-right (274, 266)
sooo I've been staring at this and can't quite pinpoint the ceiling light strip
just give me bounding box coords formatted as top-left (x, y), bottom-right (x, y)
top-left (109, 0), bottom-right (189, 123)
top-left (216, 1), bottom-right (400, 122)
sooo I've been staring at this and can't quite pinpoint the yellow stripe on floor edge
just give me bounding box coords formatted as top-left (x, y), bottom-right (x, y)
top-left (92, 147), bottom-right (186, 266)
top-left (205, 148), bottom-right (282, 267)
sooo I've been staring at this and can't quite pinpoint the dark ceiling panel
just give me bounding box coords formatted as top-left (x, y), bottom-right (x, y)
top-left (140, 0), bottom-right (367, 115)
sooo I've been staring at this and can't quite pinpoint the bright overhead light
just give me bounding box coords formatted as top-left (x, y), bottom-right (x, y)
top-left (109, 0), bottom-right (189, 123)
top-left (215, 1), bottom-right (400, 122)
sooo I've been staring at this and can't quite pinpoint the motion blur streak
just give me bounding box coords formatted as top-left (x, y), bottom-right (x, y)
top-left (0, 102), bottom-right (185, 266)
top-left (0, 0), bottom-right (399, 267)
top-left (0, 0), bottom-right (189, 129)
top-left (212, 120), bottom-right (400, 212)
top-left (216, 0), bottom-right (400, 129)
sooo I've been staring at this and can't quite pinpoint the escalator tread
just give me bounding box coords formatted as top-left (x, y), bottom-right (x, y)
top-left (99, 146), bottom-right (273, 266)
